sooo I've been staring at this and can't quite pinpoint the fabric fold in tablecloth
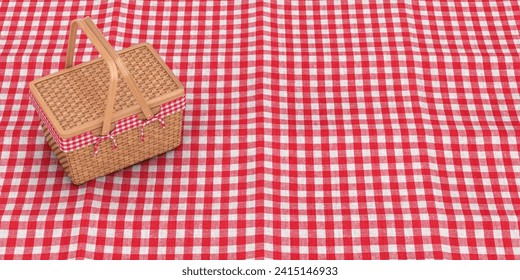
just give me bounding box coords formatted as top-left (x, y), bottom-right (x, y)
top-left (0, 1), bottom-right (519, 259)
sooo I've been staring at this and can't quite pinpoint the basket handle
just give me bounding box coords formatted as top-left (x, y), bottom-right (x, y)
top-left (65, 17), bottom-right (154, 136)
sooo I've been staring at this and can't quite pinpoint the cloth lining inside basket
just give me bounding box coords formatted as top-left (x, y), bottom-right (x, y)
top-left (30, 94), bottom-right (186, 153)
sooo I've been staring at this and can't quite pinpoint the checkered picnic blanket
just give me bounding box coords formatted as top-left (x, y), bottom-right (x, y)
top-left (1, 1), bottom-right (519, 259)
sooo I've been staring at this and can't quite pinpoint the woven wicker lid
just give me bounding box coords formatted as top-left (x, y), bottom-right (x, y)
top-left (30, 43), bottom-right (184, 139)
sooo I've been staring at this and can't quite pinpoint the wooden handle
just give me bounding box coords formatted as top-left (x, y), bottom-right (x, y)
top-left (65, 17), bottom-right (154, 135)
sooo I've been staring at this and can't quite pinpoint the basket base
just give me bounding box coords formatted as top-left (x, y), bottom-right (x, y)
top-left (42, 110), bottom-right (183, 185)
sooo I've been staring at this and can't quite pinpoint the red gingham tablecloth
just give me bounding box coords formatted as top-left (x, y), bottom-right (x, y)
top-left (1, 1), bottom-right (519, 260)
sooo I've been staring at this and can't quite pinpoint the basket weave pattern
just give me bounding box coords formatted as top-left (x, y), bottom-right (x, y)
top-left (33, 45), bottom-right (180, 131)
top-left (42, 110), bottom-right (183, 184)
top-left (30, 18), bottom-right (185, 184)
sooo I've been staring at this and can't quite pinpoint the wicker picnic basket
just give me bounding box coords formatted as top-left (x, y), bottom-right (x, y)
top-left (29, 17), bottom-right (185, 185)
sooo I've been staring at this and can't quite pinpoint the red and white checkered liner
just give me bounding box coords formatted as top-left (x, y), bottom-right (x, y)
top-left (1, 1), bottom-right (520, 260)
top-left (29, 94), bottom-right (186, 153)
